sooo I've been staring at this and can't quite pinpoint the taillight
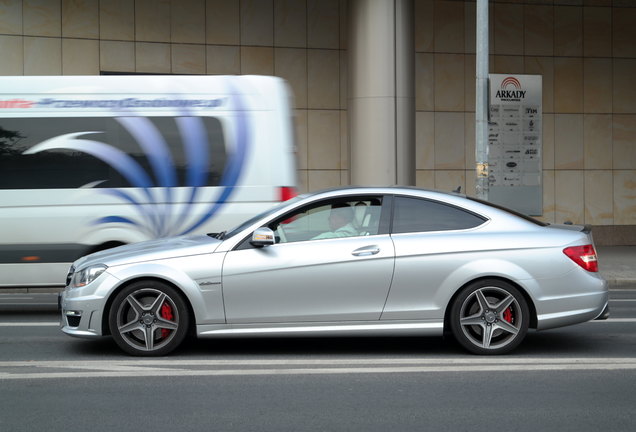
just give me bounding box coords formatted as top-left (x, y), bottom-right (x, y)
top-left (563, 245), bottom-right (598, 272)
top-left (278, 186), bottom-right (297, 202)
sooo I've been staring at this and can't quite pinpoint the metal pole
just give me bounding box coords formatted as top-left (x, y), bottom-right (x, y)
top-left (475, 0), bottom-right (489, 200)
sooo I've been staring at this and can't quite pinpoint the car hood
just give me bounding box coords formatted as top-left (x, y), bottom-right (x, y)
top-left (73, 235), bottom-right (222, 269)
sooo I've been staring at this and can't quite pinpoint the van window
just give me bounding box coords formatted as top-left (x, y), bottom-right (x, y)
top-left (0, 116), bottom-right (226, 189)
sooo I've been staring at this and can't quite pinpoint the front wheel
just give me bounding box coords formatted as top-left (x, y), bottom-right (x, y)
top-left (109, 281), bottom-right (189, 356)
top-left (449, 280), bottom-right (529, 355)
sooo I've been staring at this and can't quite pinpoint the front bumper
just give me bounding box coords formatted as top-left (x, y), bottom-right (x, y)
top-left (59, 287), bottom-right (107, 339)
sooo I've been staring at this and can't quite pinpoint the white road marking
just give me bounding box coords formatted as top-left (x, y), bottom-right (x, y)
top-left (1, 358), bottom-right (636, 380)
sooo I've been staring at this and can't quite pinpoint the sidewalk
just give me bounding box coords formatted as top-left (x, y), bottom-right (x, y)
top-left (597, 246), bottom-right (636, 288)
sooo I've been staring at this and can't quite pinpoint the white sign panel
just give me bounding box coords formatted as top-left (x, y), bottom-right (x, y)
top-left (488, 74), bottom-right (542, 216)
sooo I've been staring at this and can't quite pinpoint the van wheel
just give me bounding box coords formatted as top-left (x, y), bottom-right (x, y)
top-left (109, 281), bottom-right (189, 356)
top-left (449, 280), bottom-right (529, 355)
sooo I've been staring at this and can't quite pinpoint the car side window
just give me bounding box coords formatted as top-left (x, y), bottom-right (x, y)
top-left (392, 196), bottom-right (486, 234)
top-left (270, 197), bottom-right (383, 243)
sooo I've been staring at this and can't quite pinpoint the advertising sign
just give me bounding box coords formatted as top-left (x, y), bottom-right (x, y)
top-left (488, 74), bottom-right (542, 215)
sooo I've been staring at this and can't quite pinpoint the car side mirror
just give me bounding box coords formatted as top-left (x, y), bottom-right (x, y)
top-left (250, 227), bottom-right (275, 247)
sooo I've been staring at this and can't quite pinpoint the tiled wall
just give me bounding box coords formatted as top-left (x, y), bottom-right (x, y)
top-left (1, 0), bottom-right (635, 232)
top-left (415, 0), bottom-right (636, 230)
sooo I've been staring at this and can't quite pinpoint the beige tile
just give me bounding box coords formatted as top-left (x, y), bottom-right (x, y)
top-left (555, 6), bottom-right (583, 56)
top-left (307, 170), bottom-right (341, 192)
top-left (555, 114), bottom-right (584, 169)
top-left (340, 110), bottom-right (349, 170)
top-left (584, 114), bottom-right (612, 169)
top-left (0, 0), bottom-right (22, 34)
top-left (435, 171), bottom-right (465, 194)
top-left (340, 170), bottom-right (350, 186)
top-left (240, 46), bottom-right (274, 75)
top-left (524, 5), bottom-right (553, 56)
top-left (135, 42), bottom-right (171, 73)
top-left (415, 53), bottom-right (434, 111)
top-left (296, 170), bottom-right (309, 194)
top-left (171, 0), bottom-right (205, 44)
top-left (555, 170), bottom-right (584, 224)
top-left (340, 50), bottom-right (347, 109)
top-left (275, 48), bottom-right (307, 109)
top-left (464, 54), bottom-right (475, 112)
top-left (24, 37), bottom-right (61, 75)
top-left (584, 58), bottom-right (612, 114)
top-left (0, 35), bottom-right (23, 75)
top-left (613, 59), bottom-right (636, 114)
top-left (307, 0), bottom-right (339, 49)
top-left (538, 170), bottom-right (556, 224)
top-left (614, 170), bottom-right (636, 225)
top-left (554, 57), bottom-right (583, 113)
top-left (171, 44), bottom-right (205, 74)
top-left (307, 49), bottom-right (339, 110)
top-left (416, 111), bottom-right (434, 170)
top-left (62, 38), bottom-right (99, 75)
top-left (415, 170), bottom-right (435, 189)
top-left (62, 0), bottom-right (98, 39)
top-left (206, 45), bottom-right (239, 74)
top-left (464, 112), bottom-right (475, 169)
top-left (613, 7), bottom-right (636, 58)
top-left (135, 0), bottom-right (170, 42)
top-left (585, 170), bottom-right (614, 225)
top-left (613, 115), bottom-right (636, 170)
top-left (434, 112), bottom-right (465, 169)
top-left (23, 0), bottom-right (61, 37)
top-left (493, 55), bottom-right (524, 74)
top-left (434, 54), bottom-right (464, 112)
top-left (339, 0), bottom-right (347, 50)
top-left (543, 113), bottom-right (555, 169)
top-left (294, 109), bottom-right (308, 170)
top-left (583, 7), bottom-right (611, 57)
top-left (206, 0), bottom-right (239, 45)
top-left (241, 0), bottom-right (273, 46)
top-left (414, 0), bottom-right (434, 52)
top-left (100, 40), bottom-right (135, 72)
top-left (494, 2), bottom-right (523, 55)
top-left (274, 0), bottom-right (306, 48)
top-left (434, 0), bottom-right (464, 54)
top-left (464, 169), bottom-right (476, 197)
top-left (464, 1), bottom-right (475, 54)
top-left (100, 0), bottom-right (134, 41)
top-left (525, 56), bottom-right (554, 113)
top-left (308, 110), bottom-right (340, 170)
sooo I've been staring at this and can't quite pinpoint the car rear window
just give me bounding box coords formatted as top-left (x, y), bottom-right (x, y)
top-left (392, 196), bottom-right (486, 234)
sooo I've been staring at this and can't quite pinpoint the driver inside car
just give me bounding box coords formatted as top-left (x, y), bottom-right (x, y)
top-left (312, 203), bottom-right (358, 240)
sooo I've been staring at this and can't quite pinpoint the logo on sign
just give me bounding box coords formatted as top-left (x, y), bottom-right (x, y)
top-left (496, 77), bottom-right (526, 101)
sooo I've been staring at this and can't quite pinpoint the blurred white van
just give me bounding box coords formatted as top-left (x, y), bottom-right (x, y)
top-left (0, 75), bottom-right (297, 287)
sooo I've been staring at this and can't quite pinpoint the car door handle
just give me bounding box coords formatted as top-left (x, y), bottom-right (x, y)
top-left (352, 246), bottom-right (380, 256)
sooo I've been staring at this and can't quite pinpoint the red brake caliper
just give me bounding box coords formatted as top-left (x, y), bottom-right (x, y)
top-left (160, 302), bottom-right (174, 339)
top-left (503, 307), bottom-right (513, 324)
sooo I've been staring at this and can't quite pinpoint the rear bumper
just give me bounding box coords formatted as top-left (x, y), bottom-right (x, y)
top-left (595, 302), bottom-right (610, 320)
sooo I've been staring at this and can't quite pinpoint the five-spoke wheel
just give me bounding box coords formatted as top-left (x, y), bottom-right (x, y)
top-left (450, 280), bottom-right (529, 355)
top-left (109, 281), bottom-right (189, 356)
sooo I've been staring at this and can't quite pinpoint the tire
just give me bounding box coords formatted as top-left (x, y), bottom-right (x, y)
top-left (449, 279), bottom-right (529, 355)
top-left (108, 280), bottom-right (189, 356)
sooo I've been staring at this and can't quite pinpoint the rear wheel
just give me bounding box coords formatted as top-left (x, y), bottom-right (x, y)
top-left (109, 281), bottom-right (189, 356)
top-left (450, 280), bottom-right (529, 355)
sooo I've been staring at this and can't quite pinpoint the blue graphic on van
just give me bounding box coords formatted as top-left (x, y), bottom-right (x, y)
top-left (22, 82), bottom-right (249, 238)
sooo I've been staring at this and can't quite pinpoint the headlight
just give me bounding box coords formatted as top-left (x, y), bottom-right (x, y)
top-left (70, 265), bottom-right (107, 288)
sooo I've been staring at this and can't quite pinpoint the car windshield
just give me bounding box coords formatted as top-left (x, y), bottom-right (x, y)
top-left (219, 195), bottom-right (306, 240)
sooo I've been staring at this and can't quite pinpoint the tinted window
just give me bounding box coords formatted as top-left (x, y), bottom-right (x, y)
top-left (392, 196), bottom-right (486, 233)
top-left (0, 116), bottom-right (225, 189)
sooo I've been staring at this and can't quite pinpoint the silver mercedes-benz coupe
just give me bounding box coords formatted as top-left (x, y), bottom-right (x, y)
top-left (60, 187), bottom-right (609, 356)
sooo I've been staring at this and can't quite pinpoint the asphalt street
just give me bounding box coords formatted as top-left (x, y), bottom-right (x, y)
top-left (0, 288), bottom-right (635, 431)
